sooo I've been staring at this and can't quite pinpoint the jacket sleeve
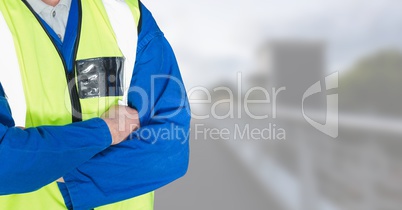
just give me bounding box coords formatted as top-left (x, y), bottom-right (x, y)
top-left (61, 4), bottom-right (191, 209)
top-left (0, 84), bottom-right (112, 195)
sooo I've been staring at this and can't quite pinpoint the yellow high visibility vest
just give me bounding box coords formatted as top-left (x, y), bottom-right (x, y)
top-left (0, 0), bottom-right (153, 209)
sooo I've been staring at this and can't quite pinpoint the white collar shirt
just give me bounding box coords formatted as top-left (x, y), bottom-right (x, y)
top-left (26, 0), bottom-right (71, 42)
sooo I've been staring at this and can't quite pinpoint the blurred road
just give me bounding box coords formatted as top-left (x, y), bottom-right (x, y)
top-left (154, 121), bottom-right (284, 210)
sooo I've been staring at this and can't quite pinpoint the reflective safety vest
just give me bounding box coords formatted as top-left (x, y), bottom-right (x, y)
top-left (0, 0), bottom-right (154, 209)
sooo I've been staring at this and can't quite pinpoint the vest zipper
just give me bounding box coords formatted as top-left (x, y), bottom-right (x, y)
top-left (70, 0), bottom-right (83, 122)
top-left (22, 0), bottom-right (83, 122)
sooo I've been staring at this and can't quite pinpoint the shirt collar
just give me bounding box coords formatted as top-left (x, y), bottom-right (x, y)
top-left (58, 0), bottom-right (72, 9)
top-left (26, 0), bottom-right (49, 14)
top-left (26, 0), bottom-right (72, 13)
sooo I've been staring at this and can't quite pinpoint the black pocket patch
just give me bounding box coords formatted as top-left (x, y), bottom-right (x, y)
top-left (76, 57), bottom-right (124, 99)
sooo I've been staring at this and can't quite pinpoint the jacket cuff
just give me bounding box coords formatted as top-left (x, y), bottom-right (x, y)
top-left (91, 117), bottom-right (113, 147)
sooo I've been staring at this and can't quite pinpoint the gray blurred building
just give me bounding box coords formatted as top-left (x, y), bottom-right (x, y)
top-left (269, 41), bottom-right (325, 110)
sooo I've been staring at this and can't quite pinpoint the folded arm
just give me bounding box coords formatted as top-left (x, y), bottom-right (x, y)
top-left (0, 86), bottom-right (112, 194)
top-left (0, 86), bottom-right (139, 195)
top-left (62, 7), bottom-right (191, 208)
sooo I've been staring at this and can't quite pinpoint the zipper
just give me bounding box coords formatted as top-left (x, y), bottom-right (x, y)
top-left (22, 0), bottom-right (83, 122)
top-left (70, 0), bottom-right (83, 122)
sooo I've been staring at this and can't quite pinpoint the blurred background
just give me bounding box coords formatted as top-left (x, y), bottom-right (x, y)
top-left (142, 0), bottom-right (402, 209)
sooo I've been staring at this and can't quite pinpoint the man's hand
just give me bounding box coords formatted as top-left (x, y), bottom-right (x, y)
top-left (102, 105), bottom-right (140, 145)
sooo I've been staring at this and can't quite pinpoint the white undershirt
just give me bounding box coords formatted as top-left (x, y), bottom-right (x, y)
top-left (26, 0), bottom-right (71, 41)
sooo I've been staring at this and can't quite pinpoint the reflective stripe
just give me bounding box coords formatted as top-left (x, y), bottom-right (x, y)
top-left (0, 10), bottom-right (26, 126)
top-left (103, 0), bottom-right (137, 106)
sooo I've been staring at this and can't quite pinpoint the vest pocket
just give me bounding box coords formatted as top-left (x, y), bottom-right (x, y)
top-left (76, 57), bottom-right (125, 99)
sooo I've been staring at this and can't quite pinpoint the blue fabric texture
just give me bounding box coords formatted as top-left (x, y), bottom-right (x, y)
top-left (57, 182), bottom-right (73, 210)
top-left (0, 1), bottom-right (190, 209)
top-left (0, 84), bottom-right (13, 127)
top-left (0, 117), bottom-right (112, 194)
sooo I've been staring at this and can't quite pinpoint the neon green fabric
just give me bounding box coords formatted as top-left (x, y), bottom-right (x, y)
top-left (77, 0), bottom-right (125, 120)
top-left (0, 0), bottom-right (153, 209)
top-left (0, 0), bottom-right (72, 128)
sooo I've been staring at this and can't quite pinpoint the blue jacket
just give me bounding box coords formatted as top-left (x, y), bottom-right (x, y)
top-left (0, 1), bottom-right (190, 209)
